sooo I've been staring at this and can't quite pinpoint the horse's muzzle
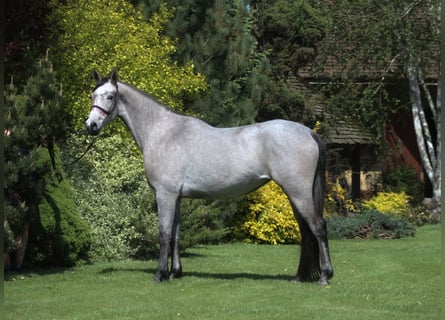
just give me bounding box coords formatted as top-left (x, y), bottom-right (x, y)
top-left (85, 120), bottom-right (100, 136)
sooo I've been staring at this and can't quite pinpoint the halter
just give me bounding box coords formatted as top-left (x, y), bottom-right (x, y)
top-left (91, 105), bottom-right (112, 116)
top-left (90, 83), bottom-right (119, 118)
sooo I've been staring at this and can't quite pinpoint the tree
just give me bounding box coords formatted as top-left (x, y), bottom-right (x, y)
top-left (49, 0), bottom-right (206, 130)
top-left (314, 0), bottom-right (441, 210)
top-left (4, 54), bottom-right (90, 268)
top-left (400, 1), bottom-right (441, 211)
top-left (251, 0), bottom-right (325, 123)
top-left (253, 0), bottom-right (324, 77)
top-left (4, 53), bottom-right (66, 194)
top-left (135, 0), bottom-right (324, 126)
top-left (4, 0), bottom-right (54, 85)
top-left (136, 0), bottom-right (270, 126)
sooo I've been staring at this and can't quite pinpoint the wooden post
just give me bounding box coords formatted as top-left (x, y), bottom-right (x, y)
top-left (351, 146), bottom-right (361, 201)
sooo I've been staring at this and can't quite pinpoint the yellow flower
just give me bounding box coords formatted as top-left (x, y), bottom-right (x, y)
top-left (238, 182), bottom-right (301, 244)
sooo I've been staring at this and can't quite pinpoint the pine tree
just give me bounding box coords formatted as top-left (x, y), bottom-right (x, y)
top-left (138, 0), bottom-right (270, 126)
top-left (4, 53), bottom-right (65, 224)
top-left (4, 53), bottom-right (89, 268)
top-left (252, 0), bottom-right (325, 123)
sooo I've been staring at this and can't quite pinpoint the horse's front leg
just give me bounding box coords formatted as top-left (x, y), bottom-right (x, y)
top-left (170, 210), bottom-right (182, 280)
top-left (153, 192), bottom-right (180, 282)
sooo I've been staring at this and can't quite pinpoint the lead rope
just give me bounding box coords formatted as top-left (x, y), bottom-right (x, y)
top-left (70, 136), bottom-right (98, 165)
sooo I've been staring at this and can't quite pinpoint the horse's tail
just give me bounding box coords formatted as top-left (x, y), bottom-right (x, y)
top-left (311, 131), bottom-right (326, 220)
top-left (295, 131), bottom-right (326, 282)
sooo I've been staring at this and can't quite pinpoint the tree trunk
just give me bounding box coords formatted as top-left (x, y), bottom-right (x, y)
top-left (15, 223), bottom-right (30, 270)
top-left (407, 62), bottom-right (441, 211)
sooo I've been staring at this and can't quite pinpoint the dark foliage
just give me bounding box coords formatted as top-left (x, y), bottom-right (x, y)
top-left (26, 148), bottom-right (91, 267)
top-left (326, 210), bottom-right (416, 240)
top-left (252, 0), bottom-right (324, 123)
top-left (181, 199), bottom-right (244, 249)
top-left (136, 0), bottom-right (269, 126)
top-left (5, 0), bottom-right (54, 84)
top-left (4, 55), bottom-right (88, 267)
top-left (381, 166), bottom-right (424, 206)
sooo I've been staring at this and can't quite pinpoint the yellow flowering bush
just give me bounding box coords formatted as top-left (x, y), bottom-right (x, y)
top-left (50, 0), bottom-right (206, 128)
top-left (325, 179), bottom-right (357, 215)
top-left (312, 120), bottom-right (322, 133)
top-left (238, 182), bottom-right (301, 245)
top-left (362, 192), bottom-right (412, 219)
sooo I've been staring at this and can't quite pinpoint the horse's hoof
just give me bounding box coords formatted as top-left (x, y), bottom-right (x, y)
top-left (317, 278), bottom-right (329, 286)
top-left (153, 271), bottom-right (169, 283)
top-left (292, 277), bottom-right (302, 284)
top-left (169, 269), bottom-right (183, 280)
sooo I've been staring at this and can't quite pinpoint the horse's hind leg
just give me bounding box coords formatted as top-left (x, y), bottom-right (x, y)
top-left (290, 197), bottom-right (333, 285)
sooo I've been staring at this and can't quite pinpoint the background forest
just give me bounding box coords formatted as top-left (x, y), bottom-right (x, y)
top-left (3, 0), bottom-right (441, 268)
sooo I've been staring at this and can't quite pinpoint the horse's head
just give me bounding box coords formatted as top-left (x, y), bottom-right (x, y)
top-left (85, 70), bottom-right (119, 135)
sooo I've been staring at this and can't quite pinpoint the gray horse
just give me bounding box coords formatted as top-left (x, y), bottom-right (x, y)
top-left (85, 70), bottom-right (333, 285)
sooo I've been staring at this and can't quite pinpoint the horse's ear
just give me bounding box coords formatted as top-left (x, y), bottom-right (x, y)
top-left (110, 70), bottom-right (118, 85)
top-left (92, 70), bottom-right (101, 84)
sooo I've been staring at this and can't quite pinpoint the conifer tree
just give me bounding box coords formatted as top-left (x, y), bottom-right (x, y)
top-left (251, 0), bottom-right (325, 123)
top-left (4, 53), bottom-right (65, 215)
top-left (4, 54), bottom-right (89, 267)
top-left (138, 0), bottom-right (270, 126)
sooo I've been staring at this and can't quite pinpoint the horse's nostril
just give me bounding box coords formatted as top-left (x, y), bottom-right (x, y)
top-left (85, 121), bottom-right (99, 135)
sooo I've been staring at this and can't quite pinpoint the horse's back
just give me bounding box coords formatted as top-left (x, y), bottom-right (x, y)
top-left (175, 117), bottom-right (319, 170)
top-left (185, 118), bottom-right (314, 146)
top-left (145, 115), bottom-right (320, 198)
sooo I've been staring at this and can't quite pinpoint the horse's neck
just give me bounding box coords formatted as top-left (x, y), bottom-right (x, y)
top-left (117, 83), bottom-right (176, 151)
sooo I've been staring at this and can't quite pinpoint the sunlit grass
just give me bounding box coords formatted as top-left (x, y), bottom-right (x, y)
top-left (4, 225), bottom-right (440, 320)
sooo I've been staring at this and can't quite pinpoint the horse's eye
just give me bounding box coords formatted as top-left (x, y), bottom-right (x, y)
top-left (107, 95), bottom-right (113, 100)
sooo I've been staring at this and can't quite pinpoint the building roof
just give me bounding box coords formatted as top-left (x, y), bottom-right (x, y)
top-left (288, 73), bottom-right (375, 145)
top-left (323, 117), bottom-right (375, 145)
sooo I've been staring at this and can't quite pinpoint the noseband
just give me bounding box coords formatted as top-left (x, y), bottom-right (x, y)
top-left (91, 105), bottom-right (112, 117)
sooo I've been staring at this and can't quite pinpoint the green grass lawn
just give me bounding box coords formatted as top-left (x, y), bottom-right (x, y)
top-left (4, 225), bottom-right (441, 320)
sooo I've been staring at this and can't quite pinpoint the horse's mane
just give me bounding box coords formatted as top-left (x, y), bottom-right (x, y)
top-left (118, 81), bottom-right (183, 115)
top-left (93, 76), bottom-right (182, 115)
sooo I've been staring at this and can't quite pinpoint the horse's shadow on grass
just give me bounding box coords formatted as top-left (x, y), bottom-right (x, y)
top-left (184, 271), bottom-right (292, 281)
top-left (98, 266), bottom-right (293, 282)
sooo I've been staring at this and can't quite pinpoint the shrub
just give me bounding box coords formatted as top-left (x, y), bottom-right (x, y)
top-left (325, 178), bottom-right (357, 216)
top-left (4, 56), bottom-right (89, 267)
top-left (180, 199), bottom-right (239, 248)
top-left (237, 182), bottom-right (301, 244)
top-left (63, 134), bottom-right (158, 261)
top-left (26, 148), bottom-right (91, 267)
top-left (50, 0), bottom-right (206, 129)
top-left (326, 209), bottom-right (415, 240)
top-left (409, 205), bottom-right (441, 226)
top-left (382, 166), bottom-right (424, 206)
top-left (362, 191), bottom-right (412, 219)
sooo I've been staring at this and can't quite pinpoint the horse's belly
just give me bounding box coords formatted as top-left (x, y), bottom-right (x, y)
top-left (180, 174), bottom-right (270, 199)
